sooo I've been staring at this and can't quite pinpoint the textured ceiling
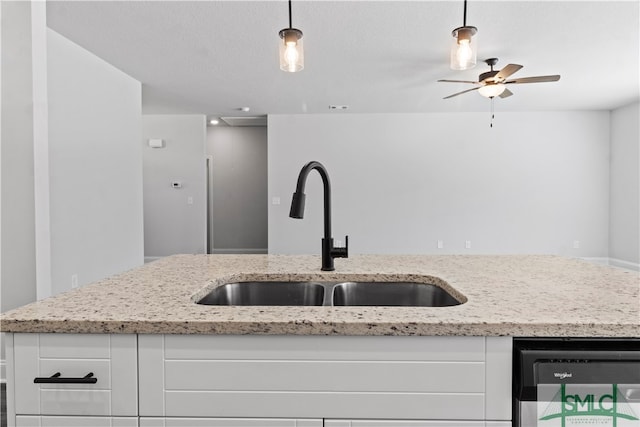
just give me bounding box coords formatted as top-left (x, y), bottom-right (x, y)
top-left (46, 1), bottom-right (640, 118)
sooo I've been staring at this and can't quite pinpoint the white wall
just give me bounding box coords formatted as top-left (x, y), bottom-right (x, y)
top-left (32, 1), bottom-right (51, 301)
top-left (47, 29), bottom-right (144, 295)
top-left (207, 126), bottom-right (268, 253)
top-left (142, 115), bottom-right (206, 258)
top-left (268, 112), bottom-right (610, 257)
top-left (1, 1), bottom-right (37, 313)
top-left (609, 102), bottom-right (640, 269)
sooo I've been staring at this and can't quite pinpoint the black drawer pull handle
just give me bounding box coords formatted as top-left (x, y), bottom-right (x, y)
top-left (34, 372), bottom-right (97, 384)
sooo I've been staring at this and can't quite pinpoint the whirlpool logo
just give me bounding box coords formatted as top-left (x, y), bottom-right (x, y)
top-left (554, 372), bottom-right (573, 380)
top-left (538, 384), bottom-right (640, 426)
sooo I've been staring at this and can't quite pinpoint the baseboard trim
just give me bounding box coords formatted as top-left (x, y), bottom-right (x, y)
top-left (145, 250), bottom-right (269, 261)
top-left (581, 257), bottom-right (610, 265)
top-left (581, 257), bottom-right (640, 272)
top-left (609, 258), bottom-right (640, 272)
top-left (211, 248), bottom-right (268, 254)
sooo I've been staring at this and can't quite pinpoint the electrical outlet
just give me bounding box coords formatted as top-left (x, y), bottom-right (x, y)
top-left (71, 274), bottom-right (78, 289)
top-left (465, 240), bottom-right (472, 249)
top-left (437, 240), bottom-right (444, 249)
top-left (573, 240), bottom-right (580, 249)
top-left (272, 197), bottom-right (281, 205)
top-left (187, 196), bottom-right (194, 205)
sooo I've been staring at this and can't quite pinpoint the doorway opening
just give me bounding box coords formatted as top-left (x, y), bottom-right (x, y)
top-left (206, 124), bottom-right (268, 254)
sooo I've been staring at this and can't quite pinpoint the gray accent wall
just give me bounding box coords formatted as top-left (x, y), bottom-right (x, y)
top-left (142, 115), bottom-right (207, 258)
top-left (609, 102), bottom-right (640, 268)
top-left (268, 112), bottom-right (611, 257)
top-left (207, 126), bottom-right (268, 253)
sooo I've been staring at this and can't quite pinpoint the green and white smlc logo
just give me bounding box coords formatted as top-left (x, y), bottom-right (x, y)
top-left (538, 384), bottom-right (640, 426)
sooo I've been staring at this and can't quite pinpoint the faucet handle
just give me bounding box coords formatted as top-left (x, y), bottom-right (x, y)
top-left (332, 235), bottom-right (349, 259)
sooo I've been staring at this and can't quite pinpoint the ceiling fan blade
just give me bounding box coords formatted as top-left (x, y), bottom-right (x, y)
top-left (499, 88), bottom-right (513, 98)
top-left (494, 64), bottom-right (523, 81)
top-left (437, 79), bottom-right (478, 84)
top-left (506, 75), bottom-right (561, 84)
top-left (443, 86), bottom-right (481, 99)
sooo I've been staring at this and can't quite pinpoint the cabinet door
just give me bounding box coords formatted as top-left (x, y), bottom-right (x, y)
top-left (139, 335), bottom-right (487, 420)
top-left (13, 334), bottom-right (137, 417)
top-left (16, 416), bottom-right (138, 427)
top-left (326, 423), bottom-right (512, 427)
top-left (325, 421), bottom-right (486, 427)
top-left (139, 418), bottom-right (322, 427)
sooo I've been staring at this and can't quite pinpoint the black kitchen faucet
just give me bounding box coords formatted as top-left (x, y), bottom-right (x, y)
top-left (289, 161), bottom-right (348, 271)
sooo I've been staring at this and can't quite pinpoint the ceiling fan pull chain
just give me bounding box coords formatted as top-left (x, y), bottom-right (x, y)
top-left (490, 97), bottom-right (495, 128)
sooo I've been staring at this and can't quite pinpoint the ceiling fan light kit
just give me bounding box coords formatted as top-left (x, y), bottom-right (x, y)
top-left (450, 0), bottom-right (477, 70)
top-left (478, 83), bottom-right (506, 98)
top-left (279, 0), bottom-right (304, 72)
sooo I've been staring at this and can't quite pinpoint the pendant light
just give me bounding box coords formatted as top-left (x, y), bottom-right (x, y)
top-left (279, 0), bottom-right (304, 72)
top-left (450, 0), bottom-right (477, 70)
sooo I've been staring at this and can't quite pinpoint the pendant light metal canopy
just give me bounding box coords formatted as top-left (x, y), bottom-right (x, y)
top-left (450, 0), bottom-right (477, 70)
top-left (279, 0), bottom-right (304, 72)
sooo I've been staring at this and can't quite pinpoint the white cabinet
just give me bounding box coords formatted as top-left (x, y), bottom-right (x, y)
top-left (139, 418), bottom-right (322, 426)
top-left (10, 334), bottom-right (137, 418)
top-left (7, 333), bottom-right (512, 426)
top-left (325, 422), bottom-right (511, 427)
top-left (16, 416), bottom-right (138, 427)
top-left (138, 335), bottom-right (511, 421)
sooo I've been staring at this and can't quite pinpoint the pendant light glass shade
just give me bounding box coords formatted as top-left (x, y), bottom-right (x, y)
top-left (449, 0), bottom-right (477, 70)
top-left (279, 0), bottom-right (304, 72)
top-left (279, 28), bottom-right (304, 72)
top-left (450, 26), bottom-right (477, 70)
top-left (478, 83), bottom-right (506, 98)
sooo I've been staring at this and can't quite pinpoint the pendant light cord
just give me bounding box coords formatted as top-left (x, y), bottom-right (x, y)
top-left (288, 0), bottom-right (293, 29)
top-left (463, 0), bottom-right (467, 26)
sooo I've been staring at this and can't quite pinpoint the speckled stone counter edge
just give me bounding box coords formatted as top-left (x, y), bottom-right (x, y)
top-left (1, 254), bottom-right (638, 337)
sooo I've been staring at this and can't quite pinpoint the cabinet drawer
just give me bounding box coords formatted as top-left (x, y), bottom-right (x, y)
top-left (139, 418), bottom-right (322, 427)
top-left (13, 334), bottom-right (137, 417)
top-left (326, 421), bottom-right (487, 427)
top-left (16, 416), bottom-right (138, 427)
top-left (326, 422), bottom-right (511, 427)
top-left (139, 335), bottom-right (488, 419)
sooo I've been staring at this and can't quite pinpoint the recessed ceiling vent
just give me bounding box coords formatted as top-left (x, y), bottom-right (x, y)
top-left (220, 116), bottom-right (267, 127)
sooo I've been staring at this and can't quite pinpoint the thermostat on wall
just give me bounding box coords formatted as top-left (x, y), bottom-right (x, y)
top-left (171, 181), bottom-right (182, 188)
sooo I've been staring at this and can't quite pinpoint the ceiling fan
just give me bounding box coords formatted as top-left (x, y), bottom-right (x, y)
top-left (438, 58), bottom-right (560, 100)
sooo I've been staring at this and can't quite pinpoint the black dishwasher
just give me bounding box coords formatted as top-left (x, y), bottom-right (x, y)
top-left (513, 338), bottom-right (640, 427)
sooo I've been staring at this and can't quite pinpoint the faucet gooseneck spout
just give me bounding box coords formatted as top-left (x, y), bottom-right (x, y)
top-left (290, 161), bottom-right (348, 271)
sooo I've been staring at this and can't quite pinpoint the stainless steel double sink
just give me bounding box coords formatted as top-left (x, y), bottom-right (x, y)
top-left (197, 281), bottom-right (463, 307)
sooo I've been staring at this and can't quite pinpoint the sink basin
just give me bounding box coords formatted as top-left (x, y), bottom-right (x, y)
top-left (197, 281), bottom-right (462, 307)
top-left (332, 282), bottom-right (461, 307)
top-left (197, 282), bottom-right (325, 306)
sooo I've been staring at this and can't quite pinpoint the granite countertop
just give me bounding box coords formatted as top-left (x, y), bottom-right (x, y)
top-left (0, 254), bottom-right (638, 337)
